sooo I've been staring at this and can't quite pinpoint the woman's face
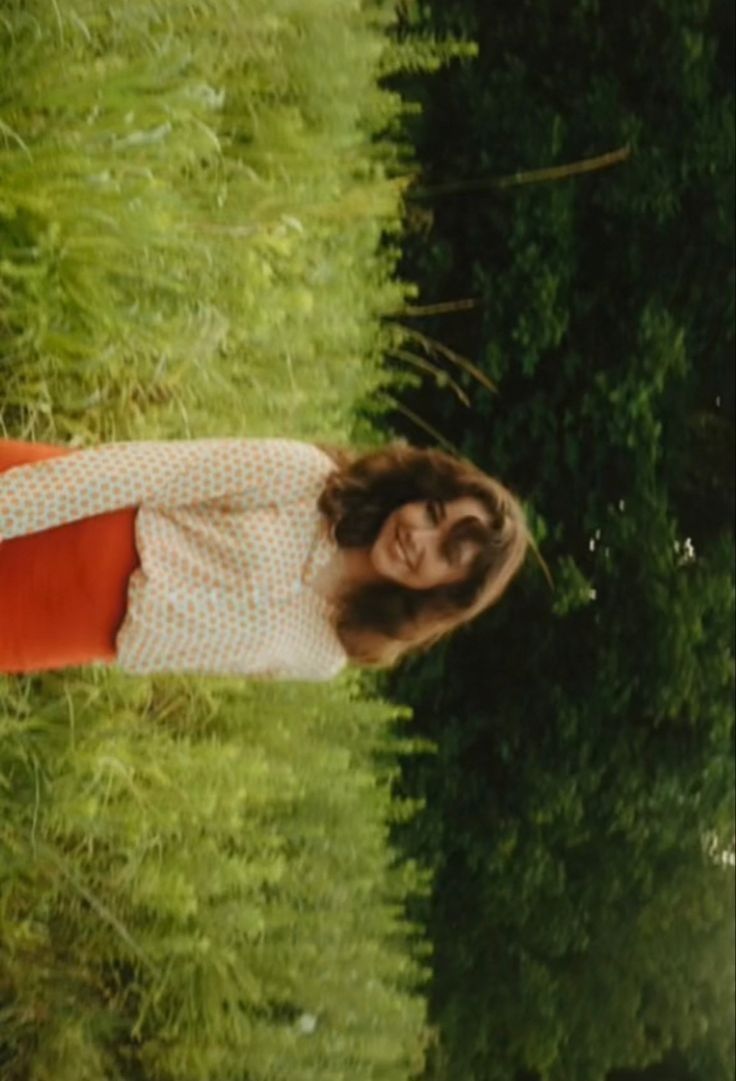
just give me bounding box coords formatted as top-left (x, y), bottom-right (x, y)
top-left (370, 496), bottom-right (488, 589)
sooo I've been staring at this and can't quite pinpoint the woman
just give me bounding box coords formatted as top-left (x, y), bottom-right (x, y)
top-left (0, 436), bottom-right (527, 678)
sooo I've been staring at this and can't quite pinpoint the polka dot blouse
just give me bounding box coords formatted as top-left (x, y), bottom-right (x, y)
top-left (0, 439), bottom-right (348, 680)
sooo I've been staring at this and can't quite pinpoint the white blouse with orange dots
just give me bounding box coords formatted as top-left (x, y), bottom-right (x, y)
top-left (0, 439), bottom-right (347, 680)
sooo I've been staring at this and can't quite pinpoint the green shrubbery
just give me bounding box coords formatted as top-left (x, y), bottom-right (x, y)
top-left (386, 1), bottom-right (735, 1079)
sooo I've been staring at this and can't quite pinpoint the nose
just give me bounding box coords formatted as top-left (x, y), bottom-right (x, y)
top-left (405, 524), bottom-right (436, 565)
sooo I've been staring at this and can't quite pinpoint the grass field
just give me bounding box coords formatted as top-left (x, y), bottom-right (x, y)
top-left (0, 2), bottom-right (432, 1078)
top-left (1, 0), bottom-right (411, 444)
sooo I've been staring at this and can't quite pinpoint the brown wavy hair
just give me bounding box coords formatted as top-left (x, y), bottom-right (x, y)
top-left (317, 443), bottom-right (528, 667)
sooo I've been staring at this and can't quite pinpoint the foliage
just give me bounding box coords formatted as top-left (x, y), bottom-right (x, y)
top-left (0, 672), bottom-right (430, 1081)
top-left (0, 0), bottom-right (412, 444)
top-left (380, 1), bottom-right (736, 1079)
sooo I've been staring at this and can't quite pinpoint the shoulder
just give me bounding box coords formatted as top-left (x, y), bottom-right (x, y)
top-left (271, 589), bottom-right (348, 679)
top-left (281, 649), bottom-right (348, 683)
top-left (250, 439), bottom-right (336, 471)
top-left (246, 440), bottom-right (338, 496)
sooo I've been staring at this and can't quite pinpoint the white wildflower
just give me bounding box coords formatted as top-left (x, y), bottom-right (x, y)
top-left (296, 1013), bottom-right (318, 1035)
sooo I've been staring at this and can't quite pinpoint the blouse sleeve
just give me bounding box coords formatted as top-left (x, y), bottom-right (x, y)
top-left (0, 438), bottom-right (331, 540)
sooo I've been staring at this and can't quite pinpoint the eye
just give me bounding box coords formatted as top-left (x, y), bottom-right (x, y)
top-left (444, 532), bottom-right (478, 570)
top-left (455, 542), bottom-right (474, 568)
top-left (425, 500), bottom-right (442, 525)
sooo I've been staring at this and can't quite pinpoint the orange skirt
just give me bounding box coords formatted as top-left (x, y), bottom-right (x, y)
top-left (0, 440), bottom-right (140, 673)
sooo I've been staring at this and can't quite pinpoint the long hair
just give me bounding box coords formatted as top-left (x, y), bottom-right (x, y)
top-left (317, 443), bottom-right (528, 667)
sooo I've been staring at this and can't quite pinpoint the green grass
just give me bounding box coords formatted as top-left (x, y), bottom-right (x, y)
top-left (0, 0), bottom-right (410, 443)
top-left (1, 673), bottom-right (429, 1081)
top-left (0, 2), bottom-right (434, 1078)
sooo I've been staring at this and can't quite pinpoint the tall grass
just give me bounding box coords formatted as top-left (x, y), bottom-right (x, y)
top-left (0, 2), bottom-right (435, 1078)
top-left (1, 673), bottom-right (429, 1081)
top-left (0, 0), bottom-right (410, 443)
